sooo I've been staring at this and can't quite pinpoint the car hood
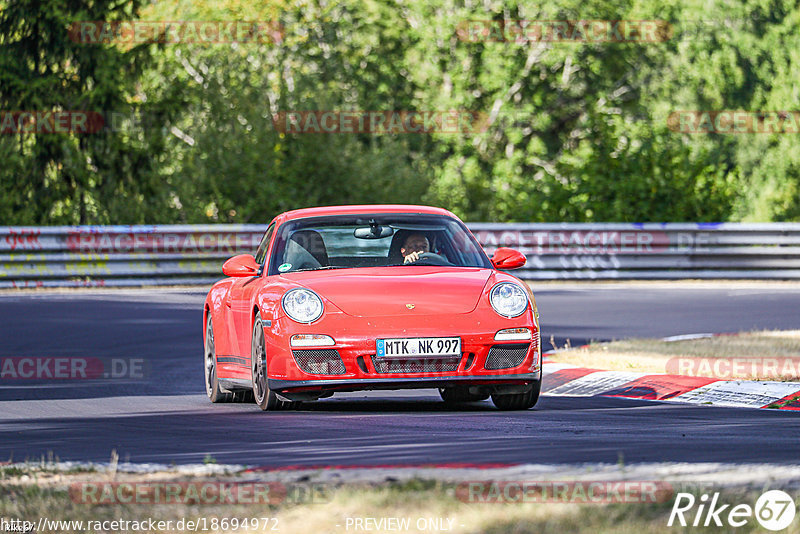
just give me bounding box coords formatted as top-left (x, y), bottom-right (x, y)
top-left (285, 267), bottom-right (492, 316)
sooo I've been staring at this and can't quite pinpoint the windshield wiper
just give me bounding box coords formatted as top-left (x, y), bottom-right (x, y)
top-left (290, 265), bottom-right (345, 273)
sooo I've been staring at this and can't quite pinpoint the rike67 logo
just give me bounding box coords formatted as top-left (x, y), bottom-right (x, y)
top-left (668, 490), bottom-right (796, 531)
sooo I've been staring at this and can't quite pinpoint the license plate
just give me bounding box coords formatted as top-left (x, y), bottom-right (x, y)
top-left (376, 337), bottom-right (461, 358)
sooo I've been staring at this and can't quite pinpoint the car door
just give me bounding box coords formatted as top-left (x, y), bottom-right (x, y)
top-left (228, 223), bottom-right (275, 358)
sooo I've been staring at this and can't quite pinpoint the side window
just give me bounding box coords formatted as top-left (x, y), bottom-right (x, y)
top-left (254, 223), bottom-right (275, 266)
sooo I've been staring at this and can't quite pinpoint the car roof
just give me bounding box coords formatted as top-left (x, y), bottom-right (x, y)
top-left (275, 205), bottom-right (459, 224)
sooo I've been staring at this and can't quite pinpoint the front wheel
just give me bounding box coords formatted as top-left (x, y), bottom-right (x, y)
top-left (251, 313), bottom-right (296, 411)
top-left (491, 381), bottom-right (541, 411)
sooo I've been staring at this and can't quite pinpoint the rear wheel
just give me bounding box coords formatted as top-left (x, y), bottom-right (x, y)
top-left (439, 387), bottom-right (489, 404)
top-left (205, 314), bottom-right (232, 403)
top-left (491, 381), bottom-right (541, 411)
top-left (251, 313), bottom-right (296, 411)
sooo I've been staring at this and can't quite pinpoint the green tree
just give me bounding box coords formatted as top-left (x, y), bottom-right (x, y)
top-left (3, 0), bottom-right (799, 225)
top-left (406, 0), bottom-right (741, 222)
top-left (0, 0), bottom-right (182, 224)
top-left (141, 0), bottom-right (433, 224)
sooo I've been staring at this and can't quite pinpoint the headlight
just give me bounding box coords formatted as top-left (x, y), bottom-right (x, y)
top-left (282, 288), bottom-right (324, 323)
top-left (489, 282), bottom-right (529, 318)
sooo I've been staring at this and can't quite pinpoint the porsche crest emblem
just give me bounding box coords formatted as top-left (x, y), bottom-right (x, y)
top-left (405, 303), bottom-right (415, 310)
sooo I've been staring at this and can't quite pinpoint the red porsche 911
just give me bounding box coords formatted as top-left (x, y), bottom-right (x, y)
top-left (203, 205), bottom-right (541, 411)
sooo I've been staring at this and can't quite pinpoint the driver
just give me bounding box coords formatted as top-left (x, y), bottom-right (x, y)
top-left (401, 233), bottom-right (430, 264)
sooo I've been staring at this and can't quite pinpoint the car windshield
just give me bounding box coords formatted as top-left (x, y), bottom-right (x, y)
top-left (267, 214), bottom-right (491, 274)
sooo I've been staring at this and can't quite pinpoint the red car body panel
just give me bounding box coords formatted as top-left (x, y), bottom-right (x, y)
top-left (204, 205), bottom-right (540, 397)
top-left (292, 267), bottom-right (489, 316)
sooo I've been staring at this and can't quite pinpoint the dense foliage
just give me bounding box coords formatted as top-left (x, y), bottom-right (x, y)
top-left (1, 0), bottom-right (798, 224)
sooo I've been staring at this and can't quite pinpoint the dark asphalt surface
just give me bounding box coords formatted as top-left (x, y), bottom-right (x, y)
top-left (1, 283), bottom-right (799, 466)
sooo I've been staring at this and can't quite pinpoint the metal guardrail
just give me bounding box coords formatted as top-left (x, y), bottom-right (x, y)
top-left (1, 223), bottom-right (800, 288)
top-left (470, 223), bottom-right (800, 280)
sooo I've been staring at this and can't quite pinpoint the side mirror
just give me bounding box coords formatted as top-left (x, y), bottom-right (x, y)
top-left (222, 254), bottom-right (260, 277)
top-left (491, 247), bottom-right (526, 270)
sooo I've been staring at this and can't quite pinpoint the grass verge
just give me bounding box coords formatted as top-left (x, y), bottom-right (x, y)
top-left (2, 470), bottom-right (797, 534)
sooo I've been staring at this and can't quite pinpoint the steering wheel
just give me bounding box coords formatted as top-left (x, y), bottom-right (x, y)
top-left (406, 252), bottom-right (452, 266)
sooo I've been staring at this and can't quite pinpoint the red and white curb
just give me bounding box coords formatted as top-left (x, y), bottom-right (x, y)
top-left (541, 334), bottom-right (800, 410)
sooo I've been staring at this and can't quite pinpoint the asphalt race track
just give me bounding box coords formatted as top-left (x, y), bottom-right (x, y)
top-left (1, 283), bottom-right (799, 466)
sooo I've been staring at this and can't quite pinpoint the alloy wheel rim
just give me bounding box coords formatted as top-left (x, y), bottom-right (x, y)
top-left (252, 320), bottom-right (267, 403)
top-left (205, 318), bottom-right (215, 396)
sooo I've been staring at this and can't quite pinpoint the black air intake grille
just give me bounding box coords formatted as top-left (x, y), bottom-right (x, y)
top-left (485, 344), bottom-right (530, 370)
top-left (292, 349), bottom-right (346, 375)
top-left (370, 356), bottom-right (461, 374)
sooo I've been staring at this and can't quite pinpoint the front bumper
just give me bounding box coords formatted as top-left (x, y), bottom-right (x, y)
top-left (270, 372), bottom-right (539, 392)
top-left (269, 372), bottom-right (541, 400)
top-left (263, 310), bottom-right (541, 394)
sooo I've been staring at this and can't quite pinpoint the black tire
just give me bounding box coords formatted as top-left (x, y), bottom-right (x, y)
top-left (439, 387), bottom-right (489, 404)
top-left (491, 381), bottom-right (541, 411)
top-left (251, 313), bottom-right (296, 411)
top-left (205, 314), bottom-right (232, 403)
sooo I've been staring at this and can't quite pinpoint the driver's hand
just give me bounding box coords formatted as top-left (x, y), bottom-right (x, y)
top-left (404, 251), bottom-right (422, 264)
